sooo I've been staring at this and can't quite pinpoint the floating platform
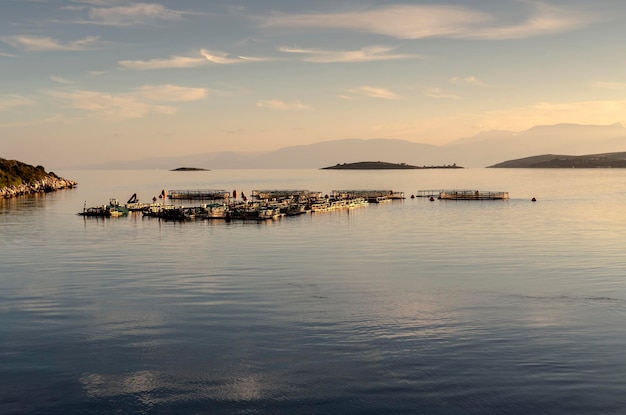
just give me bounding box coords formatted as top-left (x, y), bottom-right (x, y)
top-left (416, 189), bottom-right (509, 200)
top-left (331, 190), bottom-right (405, 200)
top-left (167, 189), bottom-right (230, 200)
top-left (251, 190), bottom-right (323, 201)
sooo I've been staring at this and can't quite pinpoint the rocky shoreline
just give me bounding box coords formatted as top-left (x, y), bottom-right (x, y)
top-left (1, 175), bottom-right (77, 198)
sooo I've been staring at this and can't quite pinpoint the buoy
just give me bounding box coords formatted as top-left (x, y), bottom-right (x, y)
top-left (429, 196), bottom-right (435, 201)
top-left (410, 194), bottom-right (415, 199)
top-left (531, 197), bottom-right (536, 202)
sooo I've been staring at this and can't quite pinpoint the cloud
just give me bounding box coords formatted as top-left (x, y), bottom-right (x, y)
top-left (50, 76), bottom-right (73, 84)
top-left (200, 49), bottom-right (267, 64)
top-left (344, 86), bottom-right (400, 100)
top-left (0, 95), bottom-right (33, 110)
top-left (260, 3), bottom-right (593, 40)
top-left (119, 55), bottom-right (205, 70)
top-left (425, 87), bottom-right (461, 100)
top-left (257, 100), bottom-right (313, 111)
top-left (137, 84), bottom-right (209, 102)
top-left (85, 2), bottom-right (183, 26)
top-left (262, 5), bottom-right (485, 39)
top-left (2, 35), bottom-right (100, 51)
top-left (279, 45), bottom-right (418, 63)
top-left (47, 84), bottom-right (208, 120)
top-left (449, 76), bottom-right (485, 86)
top-left (465, 2), bottom-right (591, 40)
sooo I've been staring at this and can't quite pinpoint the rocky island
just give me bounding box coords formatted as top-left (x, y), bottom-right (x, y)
top-left (322, 161), bottom-right (462, 170)
top-left (170, 167), bottom-right (210, 171)
top-left (0, 158), bottom-right (77, 198)
top-left (489, 152), bottom-right (626, 168)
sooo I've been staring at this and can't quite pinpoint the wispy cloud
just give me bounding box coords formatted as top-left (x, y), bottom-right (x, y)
top-left (465, 2), bottom-right (590, 40)
top-left (343, 86), bottom-right (400, 100)
top-left (201, 49), bottom-right (268, 64)
top-left (0, 95), bottom-right (33, 111)
top-left (137, 84), bottom-right (209, 102)
top-left (589, 80), bottom-right (626, 90)
top-left (82, 2), bottom-right (183, 26)
top-left (119, 49), bottom-right (268, 69)
top-left (260, 3), bottom-right (593, 40)
top-left (261, 5), bottom-right (484, 39)
top-left (279, 45), bottom-right (418, 63)
top-left (425, 87), bottom-right (461, 100)
top-left (50, 76), bottom-right (73, 84)
top-left (257, 100), bottom-right (313, 111)
top-left (449, 76), bottom-right (485, 86)
top-left (2, 35), bottom-right (100, 51)
top-left (47, 84), bottom-right (208, 120)
top-left (119, 55), bottom-right (205, 70)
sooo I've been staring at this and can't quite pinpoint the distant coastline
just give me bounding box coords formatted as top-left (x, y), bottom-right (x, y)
top-left (322, 161), bottom-right (462, 170)
top-left (489, 152), bottom-right (626, 168)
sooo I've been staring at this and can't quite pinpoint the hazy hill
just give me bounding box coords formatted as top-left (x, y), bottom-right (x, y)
top-left (446, 123), bottom-right (626, 167)
top-left (78, 123), bottom-right (626, 169)
top-left (490, 152), bottom-right (626, 168)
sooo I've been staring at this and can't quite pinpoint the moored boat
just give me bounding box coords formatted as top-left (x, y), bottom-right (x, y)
top-left (198, 203), bottom-right (229, 219)
top-left (78, 198), bottom-right (129, 217)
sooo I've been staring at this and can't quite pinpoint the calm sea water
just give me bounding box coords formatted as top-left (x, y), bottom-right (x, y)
top-left (1, 169), bottom-right (626, 414)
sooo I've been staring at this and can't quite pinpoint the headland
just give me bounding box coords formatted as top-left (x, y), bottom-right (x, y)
top-left (0, 158), bottom-right (77, 198)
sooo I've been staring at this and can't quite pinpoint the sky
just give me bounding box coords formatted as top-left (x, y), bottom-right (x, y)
top-left (1, 0), bottom-right (626, 168)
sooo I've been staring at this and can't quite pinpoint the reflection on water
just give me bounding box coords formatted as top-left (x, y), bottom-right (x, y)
top-left (2, 169), bottom-right (626, 414)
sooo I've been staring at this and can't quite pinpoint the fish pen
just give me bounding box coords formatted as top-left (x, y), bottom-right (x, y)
top-left (416, 189), bottom-right (509, 200)
top-left (439, 190), bottom-right (508, 200)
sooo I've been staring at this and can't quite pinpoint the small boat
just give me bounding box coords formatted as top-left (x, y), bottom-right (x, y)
top-left (106, 199), bottom-right (130, 216)
top-left (124, 193), bottom-right (161, 211)
top-left (257, 207), bottom-right (282, 220)
top-left (198, 203), bottom-right (229, 219)
top-left (78, 205), bottom-right (110, 217)
top-left (78, 198), bottom-right (129, 217)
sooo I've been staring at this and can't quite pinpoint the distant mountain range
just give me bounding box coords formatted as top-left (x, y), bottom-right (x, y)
top-left (79, 123), bottom-right (626, 169)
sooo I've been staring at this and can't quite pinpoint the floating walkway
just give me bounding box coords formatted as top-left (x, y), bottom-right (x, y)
top-left (331, 190), bottom-right (404, 202)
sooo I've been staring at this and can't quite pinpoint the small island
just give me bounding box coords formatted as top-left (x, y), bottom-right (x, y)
top-left (1, 158), bottom-right (77, 198)
top-left (321, 161), bottom-right (462, 170)
top-left (170, 167), bottom-right (210, 171)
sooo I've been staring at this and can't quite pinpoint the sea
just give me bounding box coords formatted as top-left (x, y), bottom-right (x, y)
top-left (1, 168), bottom-right (626, 415)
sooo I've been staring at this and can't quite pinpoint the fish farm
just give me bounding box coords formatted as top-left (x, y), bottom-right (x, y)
top-left (78, 188), bottom-right (509, 221)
